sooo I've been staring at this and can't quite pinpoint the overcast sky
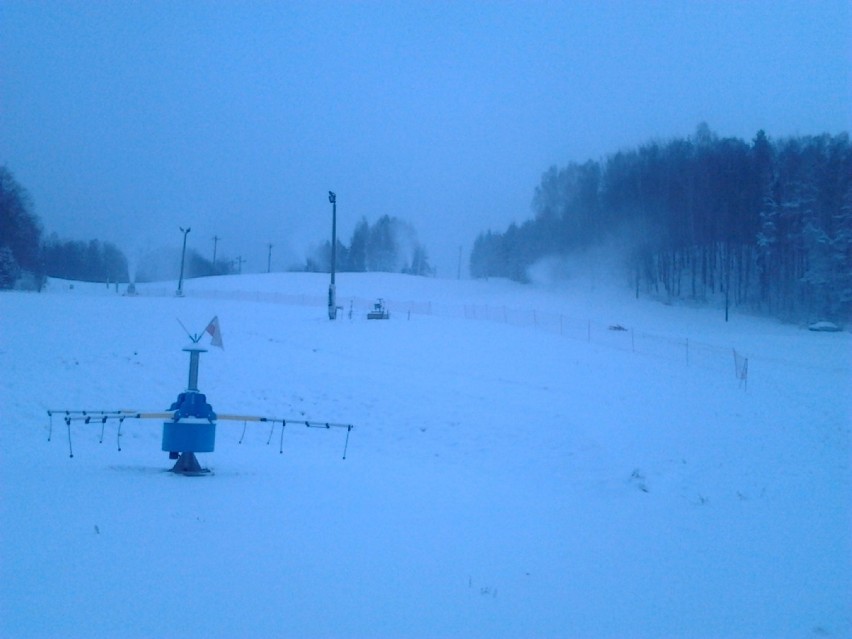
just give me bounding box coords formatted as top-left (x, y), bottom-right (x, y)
top-left (1, 1), bottom-right (849, 278)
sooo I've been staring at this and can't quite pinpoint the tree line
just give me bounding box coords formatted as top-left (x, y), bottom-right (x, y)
top-left (1, 165), bottom-right (433, 288)
top-left (0, 166), bottom-right (238, 287)
top-left (43, 235), bottom-right (239, 283)
top-left (471, 126), bottom-right (851, 322)
top-left (42, 234), bottom-right (129, 283)
top-left (304, 214), bottom-right (434, 276)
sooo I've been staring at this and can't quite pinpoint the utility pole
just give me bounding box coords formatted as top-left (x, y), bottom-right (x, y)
top-left (177, 226), bottom-right (191, 296)
top-left (328, 191), bottom-right (338, 320)
top-left (267, 243), bottom-right (273, 273)
top-left (234, 256), bottom-right (245, 274)
top-left (212, 235), bottom-right (220, 267)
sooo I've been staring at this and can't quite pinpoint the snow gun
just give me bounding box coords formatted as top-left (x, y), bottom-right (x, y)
top-left (47, 317), bottom-right (355, 475)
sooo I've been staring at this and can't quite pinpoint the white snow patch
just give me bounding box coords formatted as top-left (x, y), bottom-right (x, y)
top-left (1, 273), bottom-right (849, 638)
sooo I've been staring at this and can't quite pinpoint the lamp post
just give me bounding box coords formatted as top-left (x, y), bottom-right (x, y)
top-left (328, 191), bottom-right (338, 320)
top-left (177, 226), bottom-right (191, 296)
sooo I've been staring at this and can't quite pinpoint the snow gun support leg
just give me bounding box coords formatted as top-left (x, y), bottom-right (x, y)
top-left (169, 451), bottom-right (208, 476)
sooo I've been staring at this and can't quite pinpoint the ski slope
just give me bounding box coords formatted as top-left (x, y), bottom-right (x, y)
top-left (1, 272), bottom-right (849, 638)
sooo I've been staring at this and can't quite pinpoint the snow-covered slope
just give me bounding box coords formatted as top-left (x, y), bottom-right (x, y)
top-left (1, 273), bottom-right (849, 638)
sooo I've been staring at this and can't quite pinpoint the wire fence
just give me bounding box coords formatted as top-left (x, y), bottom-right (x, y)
top-left (374, 298), bottom-right (845, 378)
top-left (130, 284), bottom-right (847, 381)
top-left (130, 285), bottom-right (759, 382)
top-left (453, 302), bottom-right (738, 376)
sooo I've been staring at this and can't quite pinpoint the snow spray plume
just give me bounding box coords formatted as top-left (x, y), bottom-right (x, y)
top-left (526, 221), bottom-right (656, 294)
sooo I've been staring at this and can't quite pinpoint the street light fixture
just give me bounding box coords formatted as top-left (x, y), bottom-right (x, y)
top-left (328, 191), bottom-right (337, 320)
top-left (177, 226), bottom-right (191, 296)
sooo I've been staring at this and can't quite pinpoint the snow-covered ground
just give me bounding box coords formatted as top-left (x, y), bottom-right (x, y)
top-left (1, 272), bottom-right (849, 638)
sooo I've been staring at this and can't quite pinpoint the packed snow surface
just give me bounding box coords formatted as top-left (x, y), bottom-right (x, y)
top-left (1, 272), bottom-right (849, 638)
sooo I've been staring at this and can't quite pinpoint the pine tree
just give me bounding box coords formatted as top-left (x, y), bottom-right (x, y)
top-left (0, 166), bottom-right (44, 288)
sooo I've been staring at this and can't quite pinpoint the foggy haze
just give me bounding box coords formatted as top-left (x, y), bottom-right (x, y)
top-left (1, 1), bottom-right (849, 278)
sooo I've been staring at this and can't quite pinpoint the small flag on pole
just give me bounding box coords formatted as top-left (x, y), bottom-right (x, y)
top-left (205, 316), bottom-right (224, 349)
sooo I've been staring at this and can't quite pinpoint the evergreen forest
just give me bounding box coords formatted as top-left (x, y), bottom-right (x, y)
top-left (471, 127), bottom-right (851, 322)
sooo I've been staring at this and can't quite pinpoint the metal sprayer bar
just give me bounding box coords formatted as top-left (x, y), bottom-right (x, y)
top-left (217, 413), bottom-right (354, 430)
top-left (47, 410), bottom-right (136, 417)
top-left (49, 410), bottom-right (353, 430)
top-left (58, 412), bottom-right (174, 422)
top-left (48, 409), bottom-right (355, 459)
